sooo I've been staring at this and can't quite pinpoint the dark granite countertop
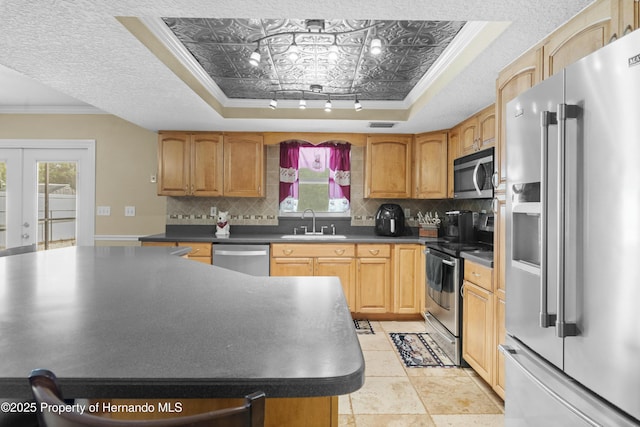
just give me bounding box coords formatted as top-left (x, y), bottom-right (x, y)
top-left (0, 246), bottom-right (364, 399)
top-left (460, 249), bottom-right (494, 268)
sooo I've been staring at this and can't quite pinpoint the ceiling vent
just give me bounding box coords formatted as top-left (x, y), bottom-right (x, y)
top-left (368, 122), bottom-right (397, 128)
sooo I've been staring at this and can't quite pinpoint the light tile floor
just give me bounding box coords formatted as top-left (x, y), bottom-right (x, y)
top-left (340, 321), bottom-right (504, 427)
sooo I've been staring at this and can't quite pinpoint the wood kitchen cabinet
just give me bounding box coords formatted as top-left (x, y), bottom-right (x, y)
top-left (141, 241), bottom-right (212, 264)
top-left (413, 131), bottom-right (448, 199)
top-left (458, 104), bottom-right (496, 157)
top-left (270, 243), bottom-right (356, 312)
top-left (392, 244), bottom-right (425, 315)
top-left (492, 193), bottom-right (507, 399)
top-left (496, 48), bottom-right (542, 192)
top-left (364, 135), bottom-right (413, 198)
top-left (356, 244), bottom-right (392, 314)
top-left (157, 131), bottom-right (264, 197)
top-left (541, 0), bottom-right (618, 79)
top-left (223, 133), bottom-right (265, 197)
top-left (157, 132), bottom-right (223, 197)
top-left (462, 259), bottom-right (494, 385)
top-left (447, 127), bottom-right (460, 198)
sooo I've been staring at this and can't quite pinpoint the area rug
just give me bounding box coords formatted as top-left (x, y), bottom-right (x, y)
top-left (353, 319), bottom-right (374, 334)
top-left (389, 332), bottom-right (455, 368)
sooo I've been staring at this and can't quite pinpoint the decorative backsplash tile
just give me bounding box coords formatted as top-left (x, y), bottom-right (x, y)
top-left (166, 145), bottom-right (492, 227)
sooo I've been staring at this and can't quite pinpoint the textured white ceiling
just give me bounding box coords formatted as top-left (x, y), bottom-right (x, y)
top-left (0, 1), bottom-right (595, 133)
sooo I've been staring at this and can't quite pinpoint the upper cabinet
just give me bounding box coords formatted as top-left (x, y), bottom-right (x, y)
top-left (364, 135), bottom-right (413, 199)
top-left (413, 131), bottom-right (448, 199)
top-left (458, 104), bottom-right (496, 157)
top-left (157, 132), bottom-right (264, 197)
top-left (157, 132), bottom-right (223, 197)
top-left (496, 49), bottom-right (542, 192)
top-left (223, 133), bottom-right (265, 197)
top-left (447, 127), bottom-right (460, 198)
top-left (541, 0), bottom-right (618, 79)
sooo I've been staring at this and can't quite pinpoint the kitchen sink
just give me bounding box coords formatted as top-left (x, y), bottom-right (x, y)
top-left (280, 234), bottom-right (347, 240)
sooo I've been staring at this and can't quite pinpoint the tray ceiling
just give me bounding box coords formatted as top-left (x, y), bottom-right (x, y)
top-left (162, 18), bottom-right (466, 101)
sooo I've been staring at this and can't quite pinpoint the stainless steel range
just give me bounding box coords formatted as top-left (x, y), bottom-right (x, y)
top-left (423, 211), bottom-right (493, 365)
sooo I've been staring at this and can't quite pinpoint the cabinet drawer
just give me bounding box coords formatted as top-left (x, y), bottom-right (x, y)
top-left (356, 244), bottom-right (391, 258)
top-left (464, 260), bottom-right (493, 291)
top-left (178, 242), bottom-right (212, 258)
top-left (271, 243), bottom-right (355, 258)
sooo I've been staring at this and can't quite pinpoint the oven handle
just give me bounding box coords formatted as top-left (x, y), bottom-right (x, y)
top-left (424, 249), bottom-right (457, 267)
top-left (442, 259), bottom-right (455, 266)
top-left (424, 313), bottom-right (455, 344)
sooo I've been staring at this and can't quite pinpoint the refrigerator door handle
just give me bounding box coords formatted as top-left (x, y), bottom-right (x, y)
top-left (540, 111), bottom-right (557, 328)
top-left (556, 100), bottom-right (580, 338)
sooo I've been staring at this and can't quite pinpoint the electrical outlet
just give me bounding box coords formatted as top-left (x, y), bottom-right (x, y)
top-left (150, 174), bottom-right (157, 183)
top-left (97, 206), bottom-right (111, 216)
top-left (124, 206), bottom-right (136, 217)
top-left (404, 208), bottom-right (411, 218)
top-left (210, 206), bottom-right (217, 217)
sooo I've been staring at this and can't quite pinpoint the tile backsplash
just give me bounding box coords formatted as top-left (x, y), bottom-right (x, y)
top-left (166, 145), bottom-right (492, 227)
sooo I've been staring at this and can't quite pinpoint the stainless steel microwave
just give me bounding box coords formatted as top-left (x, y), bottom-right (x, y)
top-left (453, 148), bottom-right (494, 199)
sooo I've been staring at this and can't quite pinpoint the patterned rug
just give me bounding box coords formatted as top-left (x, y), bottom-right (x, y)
top-left (353, 319), bottom-right (374, 334)
top-left (389, 332), bottom-right (455, 368)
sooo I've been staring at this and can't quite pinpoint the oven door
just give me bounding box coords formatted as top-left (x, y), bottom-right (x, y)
top-left (424, 248), bottom-right (460, 337)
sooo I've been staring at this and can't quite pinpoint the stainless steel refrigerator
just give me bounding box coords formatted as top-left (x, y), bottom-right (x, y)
top-left (503, 29), bottom-right (640, 426)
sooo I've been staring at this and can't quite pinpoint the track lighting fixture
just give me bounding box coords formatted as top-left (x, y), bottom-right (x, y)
top-left (247, 19), bottom-right (383, 67)
top-left (266, 86), bottom-right (361, 112)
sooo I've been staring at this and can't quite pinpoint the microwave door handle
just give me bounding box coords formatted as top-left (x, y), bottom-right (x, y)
top-left (472, 160), bottom-right (482, 195)
top-left (539, 111), bottom-right (556, 328)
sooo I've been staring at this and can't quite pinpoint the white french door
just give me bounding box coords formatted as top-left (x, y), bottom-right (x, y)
top-left (0, 140), bottom-right (95, 250)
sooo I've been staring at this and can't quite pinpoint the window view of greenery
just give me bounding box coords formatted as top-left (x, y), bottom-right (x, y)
top-left (297, 167), bottom-right (330, 212)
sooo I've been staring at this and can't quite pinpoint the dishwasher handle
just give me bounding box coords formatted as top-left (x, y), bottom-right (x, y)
top-left (214, 250), bottom-right (269, 256)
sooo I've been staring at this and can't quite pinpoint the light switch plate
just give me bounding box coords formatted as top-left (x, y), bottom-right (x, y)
top-left (97, 206), bottom-right (111, 216)
top-left (124, 206), bottom-right (136, 217)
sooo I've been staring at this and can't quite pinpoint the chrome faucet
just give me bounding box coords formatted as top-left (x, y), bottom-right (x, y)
top-left (301, 208), bottom-right (316, 234)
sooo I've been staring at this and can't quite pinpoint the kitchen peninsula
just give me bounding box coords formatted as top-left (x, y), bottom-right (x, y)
top-left (0, 246), bottom-right (364, 426)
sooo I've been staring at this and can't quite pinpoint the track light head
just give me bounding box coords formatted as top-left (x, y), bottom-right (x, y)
top-left (249, 48), bottom-right (261, 66)
top-left (354, 98), bottom-right (362, 111)
top-left (324, 98), bottom-right (332, 112)
top-left (269, 97), bottom-right (278, 109)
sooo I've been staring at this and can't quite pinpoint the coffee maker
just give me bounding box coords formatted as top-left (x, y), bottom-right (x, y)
top-left (443, 210), bottom-right (474, 242)
top-left (375, 204), bottom-right (405, 237)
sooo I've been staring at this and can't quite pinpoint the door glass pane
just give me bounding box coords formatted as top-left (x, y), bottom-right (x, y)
top-left (38, 162), bottom-right (77, 250)
top-left (0, 161), bottom-right (6, 250)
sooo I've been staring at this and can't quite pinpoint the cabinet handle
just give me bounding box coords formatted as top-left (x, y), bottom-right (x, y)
top-left (472, 271), bottom-right (481, 277)
top-left (283, 249), bottom-right (293, 255)
top-left (191, 248), bottom-right (200, 255)
top-left (369, 249), bottom-right (380, 255)
top-left (492, 197), bottom-right (499, 214)
top-left (461, 283), bottom-right (465, 298)
top-left (335, 249), bottom-right (345, 255)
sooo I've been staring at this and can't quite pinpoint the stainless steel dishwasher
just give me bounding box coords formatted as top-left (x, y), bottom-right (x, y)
top-left (212, 244), bottom-right (270, 276)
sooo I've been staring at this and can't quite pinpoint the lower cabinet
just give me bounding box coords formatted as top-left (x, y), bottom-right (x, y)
top-left (462, 259), bottom-right (495, 387)
top-left (142, 241), bottom-right (212, 264)
top-left (270, 244), bottom-right (356, 312)
top-left (271, 243), bottom-right (424, 316)
top-left (356, 244), bottom-right (392, 314)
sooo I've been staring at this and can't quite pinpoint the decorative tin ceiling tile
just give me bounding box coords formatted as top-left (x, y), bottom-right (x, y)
top-left (163, 18), bottom-right (465, 101)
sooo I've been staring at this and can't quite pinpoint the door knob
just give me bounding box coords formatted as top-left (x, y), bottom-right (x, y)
top-left (23, 222), bottom-right (30, 228)
top-left (22, 233), bottom-right (30, 239)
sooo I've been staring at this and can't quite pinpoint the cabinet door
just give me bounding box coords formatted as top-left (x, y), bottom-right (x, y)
top-left (496, 48), bottom-right (542, 191)
top-left (393, 244), bottom-right (424, 314)
top-left (223, 133), bottom-right (265, 197)
top-left (542, 0), bottom-right (616, 78)
top-left (492, 193), bottom-right (507, 398)
top-left (191, 133), bottom-right (223, 197)
top-left (462, 281), bottom-right (493, 384)
top-left (447, 128), bottom-right (460, 198)
top-left (316, 257), bottom-right (356, 312)
top-left (157, 132), bottom-right (190, 196)
top-left (458, 117), bottom-right (478, 156)
top-left (413, 132), bottom-right (447, 199)
top-left (356, 257), bottom-right (391, 314)
top-left (477, 105), bottom-right (496, 150)
top-left (364, 135), bottom-right (413, 198)
top-left (270, 258), bottom-right (314, 277)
